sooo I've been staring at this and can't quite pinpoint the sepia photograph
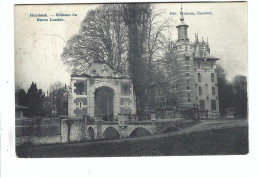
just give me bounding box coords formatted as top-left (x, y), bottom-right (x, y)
top-left (14, 2), bottom-right (248, 158)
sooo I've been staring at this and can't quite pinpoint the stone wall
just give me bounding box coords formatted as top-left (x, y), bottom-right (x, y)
top-left (16, 117), bottom-right (86, 146)
top-left (61, 118), bottom-right (85, 143)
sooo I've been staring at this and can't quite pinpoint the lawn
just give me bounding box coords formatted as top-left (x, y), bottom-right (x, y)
top-left (16, 126), bottom-right (248, 157)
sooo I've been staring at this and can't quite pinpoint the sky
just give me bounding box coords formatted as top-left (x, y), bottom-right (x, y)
top-left (14, 2), bottom-right (247, 92)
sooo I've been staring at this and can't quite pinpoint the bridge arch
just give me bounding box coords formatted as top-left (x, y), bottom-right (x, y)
top-left (130, 127), bottom-right (152, 137)
top-left (87, 127), bottom-right (95, 140)
top-left (103, 127), bottom-right (120, 139)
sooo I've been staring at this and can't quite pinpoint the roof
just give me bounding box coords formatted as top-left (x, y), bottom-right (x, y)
top-left (206, 54), bottom-right (219, 60)
top-left (71, 62), bottom-right (132, 79)
top-left (71, 74), bottom-right (131, 79)
top-left (193, 40), bottom-right (219, 60)
top-left (176, 21), bottom-right (189, 28)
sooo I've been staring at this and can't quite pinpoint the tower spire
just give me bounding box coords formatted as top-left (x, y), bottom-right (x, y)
top-left (195, 32), bottom-right (198, 42)
top-left (180, 4), bottom-right (184, 21)
top-left (176, 4), bottom-right (189, 41)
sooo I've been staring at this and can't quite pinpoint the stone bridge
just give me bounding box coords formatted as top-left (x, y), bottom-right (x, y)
top-left (60, 116), bottom-right (177, 143)
top-left (86, 121), bottom-right (157, 140)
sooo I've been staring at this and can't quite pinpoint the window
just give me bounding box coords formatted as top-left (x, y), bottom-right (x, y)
top-left (211, 99), bottom-right (216, 110)
top-left (199, 100), bottom-right (205, 111)
top-left (197, 61), bottom-right (201, 69)
top-left (121, 81), bottom-right (131, 95)
top-left (186, 73), bottom-right (189, 77)
top-left (211, 73), bottom-right (215, 82)
top-left (79, 102), bottom-right (82, 109)
top-left (212, 87), bottom-right (215, 95)
top-left (199, 86), bottom-right (202, 96)
top-left (188, 93), bottom-right (190, 102)
top-left (198, 73), bottom-right (201, 82)
top-left (124, 102), bottom-right (128, 108)
top-left (74, 81), bottom-right (87, 95)
top-left (171, 84), bottom-right (175, 91)
top-left (187, 86), bottom-right (190, 90)
top-left (211, 61), bottom-right (214, 69)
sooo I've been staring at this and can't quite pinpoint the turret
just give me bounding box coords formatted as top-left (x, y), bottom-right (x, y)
top-left (176, 5), bottom-right (189, 41)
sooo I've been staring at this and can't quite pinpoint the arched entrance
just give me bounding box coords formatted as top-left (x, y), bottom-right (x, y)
top-left (95, 86), bottom-right (114, 120)
top-left (87, 127), bottom-right (94, 140)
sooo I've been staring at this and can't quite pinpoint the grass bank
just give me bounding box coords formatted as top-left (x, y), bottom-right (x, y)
top-left (17, 126), bottom-right (248, 157)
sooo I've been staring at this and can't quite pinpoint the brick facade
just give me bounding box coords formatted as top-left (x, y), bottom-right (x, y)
top-left (166, 9), bottom-right (219, 115)
top-left (68, 63), bottom-right (136, 117)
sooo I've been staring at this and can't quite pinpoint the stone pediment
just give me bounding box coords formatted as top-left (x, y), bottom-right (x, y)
top-left (88, 62), bottom-right (120, 78)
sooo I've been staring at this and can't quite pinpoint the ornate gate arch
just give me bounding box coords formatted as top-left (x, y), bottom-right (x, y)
top-left (88, 81), bottom-right (120, 117)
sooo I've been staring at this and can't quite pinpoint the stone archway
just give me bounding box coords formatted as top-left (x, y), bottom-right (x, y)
top-left (95, 86), bottom-right (114, 120)
top-left (89, 82), bottom-right (120, 117)
top-left (87, 127), bottom-right (94, 140)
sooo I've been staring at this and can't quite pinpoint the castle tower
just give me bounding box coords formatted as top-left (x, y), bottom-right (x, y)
top-left (193, 33), bottom-right (220, 116)
top-left (172, 6), bottom-right (197, 109)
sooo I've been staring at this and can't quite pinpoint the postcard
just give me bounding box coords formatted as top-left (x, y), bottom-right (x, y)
top-left (14, 2), bottom-right (248, 158)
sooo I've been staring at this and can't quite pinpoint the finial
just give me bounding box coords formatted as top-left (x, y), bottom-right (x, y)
top-left (195, 32), bottom-right (198, 41)
top-left (180, 4), bottom-right (184, 21)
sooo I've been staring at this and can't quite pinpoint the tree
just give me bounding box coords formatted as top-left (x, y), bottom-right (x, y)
top-left (15, 89), bottom-right (27, 106)
top-left (145, 6), bottom-right (172, 86)
top-left (232, 75), bottom-right (247, 117)
top-left (61, 4), bottom-right (172, 118)
top-left (25, 82), bottom-right (46, 116)
top-left (216, 65), bottom-right (235, 116)
top-left (45, 82), bottom-right (68, 116)
top-left (122, 3), bottom-right (151, 118)
top-left (61, 4), bottom-right (128, 75)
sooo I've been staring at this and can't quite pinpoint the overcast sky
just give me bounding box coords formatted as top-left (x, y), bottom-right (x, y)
top-left (14, 2), bottom-right (247, 92)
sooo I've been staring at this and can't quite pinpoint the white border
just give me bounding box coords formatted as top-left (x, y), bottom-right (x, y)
top-left (1, 0), bottom-right (259, 178)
